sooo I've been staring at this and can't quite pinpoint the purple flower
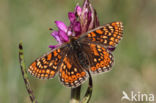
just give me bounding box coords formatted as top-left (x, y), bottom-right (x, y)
top-left (68, 12), bottom-right (76, 23)
top-left (49, 0), bottom-right (99, 50)
top-left (75, 6), bottom-right (82, 16)
top-left (51, 31), bottom-right (61, 43)
top-left (55, 21), bottom-right (68, 33)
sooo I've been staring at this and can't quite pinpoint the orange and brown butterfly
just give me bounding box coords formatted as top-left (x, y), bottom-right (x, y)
top-left (28, 22), bottom-right (123, 88)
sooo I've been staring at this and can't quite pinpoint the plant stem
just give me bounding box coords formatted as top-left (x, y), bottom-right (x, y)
top-left (70, 71), bottom-right (93, 103)
top-left (81, 72), bottom-right (93, 103)
top-left (70, 86), bottom-right (81, 103)
top-left (19, 42), bottom-right (38, 103)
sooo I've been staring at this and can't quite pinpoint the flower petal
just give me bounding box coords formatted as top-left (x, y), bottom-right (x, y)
top-left (68, 12), bottom-right (76, 23)
top-left (73, 21), bottom-right (81, 36)
top-left (49, 44), bottom-right (61, 50)
top-left (73, 21), bottom-right (81, 32)
top-left (67, 27), bottom-right (72, 36)
top-left (59, 30), bottom-right (69, 42)
top-left (82, 0), bottom-right (89, 10)
top-left (51, 31), bottom-right (62, 43)
top-left (55, 21), bottom-right (68, 32)
top-left (80, 0), bottom-right (90, 32)
top-left (75, 6), bottom-right (82, 16)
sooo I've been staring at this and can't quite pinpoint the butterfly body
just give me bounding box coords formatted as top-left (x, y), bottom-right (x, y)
top-left (68, 37), bottom-right (90, 69)
top-left (28, 22), bottom-right (123, 88)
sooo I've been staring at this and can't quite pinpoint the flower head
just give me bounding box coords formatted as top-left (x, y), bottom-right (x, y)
top-left (49, 0), bottom-right (99, 49)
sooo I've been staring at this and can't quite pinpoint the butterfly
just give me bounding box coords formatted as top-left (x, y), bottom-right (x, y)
top-left (28, 21), bottom-right (123, 88)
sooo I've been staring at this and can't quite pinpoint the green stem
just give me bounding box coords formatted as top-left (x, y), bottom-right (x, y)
top-left (70, 71), bottom-right (93, 103)
top-left (19, 42), bottom-right (38, 103)
top-left (70, 86), bottom-right (81, 103)
top-left (81, 72), bottom-right (93, 103)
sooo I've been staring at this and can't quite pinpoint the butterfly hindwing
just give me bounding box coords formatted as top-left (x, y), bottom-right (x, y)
top-left (82, 43), bottom-right (114, 74)
top-left (59, 51), bottom-right (88, 88)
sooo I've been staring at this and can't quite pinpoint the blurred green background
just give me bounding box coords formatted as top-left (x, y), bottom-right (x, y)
top-left (0, 0), bottom-right (156, 103)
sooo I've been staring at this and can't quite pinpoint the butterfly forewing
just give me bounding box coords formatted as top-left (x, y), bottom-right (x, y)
top-left (28, 46), bottom-right (68, 79)
top-left (81, 21), bottom-right (123, 48)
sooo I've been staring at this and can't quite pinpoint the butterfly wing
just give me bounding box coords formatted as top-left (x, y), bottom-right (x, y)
top-left (59, 50), bottom-right (88, 88)
top-left (28, 45), bottom-right (68, 79)
top-left (82, 43), bottom-right (114, 74)
top-left (80, 21), bottom-right (123, 48)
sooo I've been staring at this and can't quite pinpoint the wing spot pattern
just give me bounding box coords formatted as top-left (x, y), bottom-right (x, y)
top-left (86, 22), bottom-right (123, 47)
top-left (88, 44), bottom-right (114, 74)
